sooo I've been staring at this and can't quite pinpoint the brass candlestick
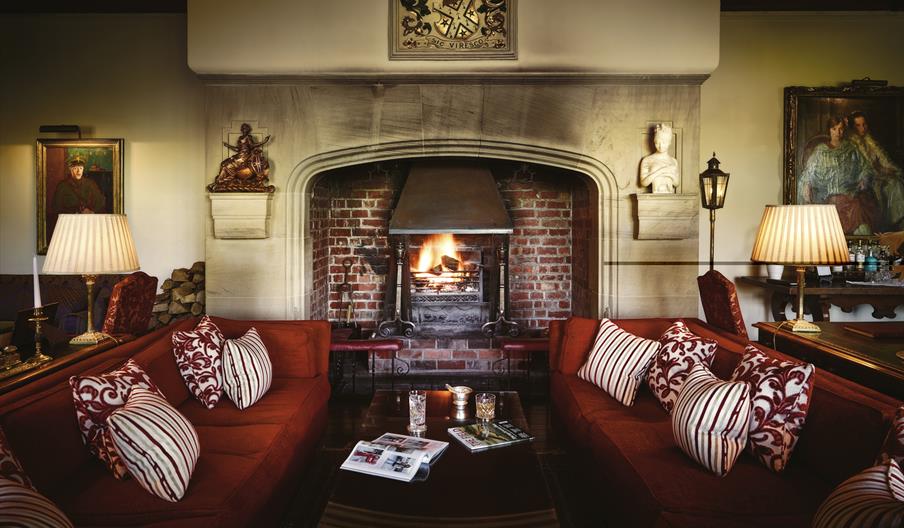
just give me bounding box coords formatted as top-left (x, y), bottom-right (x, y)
top-left (28, 306), bottom-right (53, 364)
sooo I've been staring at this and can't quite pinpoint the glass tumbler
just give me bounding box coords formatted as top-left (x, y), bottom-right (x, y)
top-left (407, 390), bottom-right (427, 433)
top-left (475, 393), bottom-right (496, 423)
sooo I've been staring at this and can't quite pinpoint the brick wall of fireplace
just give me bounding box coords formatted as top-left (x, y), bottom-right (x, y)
top-left (310, 158), bottom-right (594, 369)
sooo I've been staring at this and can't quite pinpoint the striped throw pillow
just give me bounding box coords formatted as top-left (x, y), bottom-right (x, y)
top-left (731, 345), bottom-right (815, 473)
top-left (813, 459), bottom-right (904, 528)
top-left (0, 477), bottom-right (73, 528)
top-left (107, 387), bottom-right (200, 502)
top-left (69, 359), bottom-right (164, 479)
top-left (577, 319), bottom-right (661, 406)
top-left (0, 428), bottom-right (33, 490)
top-left (672, 363), bottom-right (751, 476)
top-left (222, 327), bottom-right (273, 410)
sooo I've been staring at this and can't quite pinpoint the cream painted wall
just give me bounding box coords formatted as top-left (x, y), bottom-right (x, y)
top-left (0, 15), bottom-right (205, 290)
top-left (700, 12), bottom-right (904, 334)
top-left (188, 0), bottom-right (720, 74)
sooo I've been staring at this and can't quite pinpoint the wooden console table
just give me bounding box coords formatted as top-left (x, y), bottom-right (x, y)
top-left (0, 335), bottom-right (133, 395)
top-left (739, 276), bottom-right (904, 321)
top-left (754, 321), bottom-right (904, 399)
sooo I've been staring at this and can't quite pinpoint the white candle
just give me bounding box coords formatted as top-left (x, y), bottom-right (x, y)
top-left (33, 255), bottom-right (42, 308)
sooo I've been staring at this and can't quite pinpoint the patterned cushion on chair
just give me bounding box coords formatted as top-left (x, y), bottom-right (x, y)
top-left (697, 270), bottom-right (748, 339)
top-left (101, 271), bottom-right (158, 336)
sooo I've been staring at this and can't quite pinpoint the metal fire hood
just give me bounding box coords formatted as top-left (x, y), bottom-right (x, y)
top-left (388, 161), bottom-right (513, 235)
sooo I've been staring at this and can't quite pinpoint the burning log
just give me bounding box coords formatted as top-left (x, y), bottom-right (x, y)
top-left (430, 264), bottom-right (443, 275)
top-left (441, 255), bottom-right (460, 271)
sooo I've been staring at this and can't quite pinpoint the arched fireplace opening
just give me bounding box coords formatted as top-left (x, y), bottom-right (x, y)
top-left (307, 156), bottom-right (598, 373)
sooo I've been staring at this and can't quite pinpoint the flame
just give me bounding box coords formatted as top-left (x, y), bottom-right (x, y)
top-left (414, 233), bottom-right (461, 272)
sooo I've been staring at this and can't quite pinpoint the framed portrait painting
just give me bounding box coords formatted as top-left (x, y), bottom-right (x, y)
top-left (36, 139), bottom-right (123, 254)
top-left (783, 84), bottom-right (904, 236)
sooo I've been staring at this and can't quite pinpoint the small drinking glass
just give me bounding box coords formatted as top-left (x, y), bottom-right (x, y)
top-left (407, 390), bottom-right (427, 433)
top-left (475, 393), bottom-right (496, 423)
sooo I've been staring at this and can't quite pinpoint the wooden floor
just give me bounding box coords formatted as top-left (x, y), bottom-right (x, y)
top-left (281, 374), bottom-right (599, 527)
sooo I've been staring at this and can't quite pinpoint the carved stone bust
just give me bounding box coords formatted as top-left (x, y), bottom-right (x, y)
top-left (640, 123), bottom-right (679, 194)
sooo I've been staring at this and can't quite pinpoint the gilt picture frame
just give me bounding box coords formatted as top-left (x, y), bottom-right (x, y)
top-left (36, 138), bottom-right (123, 254)
top-left (783, 84), bottom-right (904, 237)
top-left (390, 0), bottom-right (516, 60)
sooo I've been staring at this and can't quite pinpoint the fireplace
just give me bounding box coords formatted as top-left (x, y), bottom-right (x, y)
top-left (308, 157), bottom-right (597, 372)
top-left (377, 160), bottom-right (517, 339)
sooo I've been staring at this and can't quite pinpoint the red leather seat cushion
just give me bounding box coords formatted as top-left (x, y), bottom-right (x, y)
top-left (330, 339), bottom-right (402, 353)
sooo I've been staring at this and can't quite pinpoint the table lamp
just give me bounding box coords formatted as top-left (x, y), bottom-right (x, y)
top-left (42, 214), bottom-right (140, 345)
top-left (750, 205), bottom-right (848, 333)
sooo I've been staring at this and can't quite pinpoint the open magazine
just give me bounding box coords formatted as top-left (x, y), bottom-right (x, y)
top-left (447, 420), bottom-right (534, 452)
top-left (340, 433), bottom-right (449, 482)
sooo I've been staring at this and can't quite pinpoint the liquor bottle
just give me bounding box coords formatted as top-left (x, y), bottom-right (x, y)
top-left (856, 240), bottom-right (866, 270)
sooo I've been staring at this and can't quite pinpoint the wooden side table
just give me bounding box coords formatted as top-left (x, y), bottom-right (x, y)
top-left (739, 276), bottom-right (904, 321)
top-left (754, 321), bottom-right (904, 399)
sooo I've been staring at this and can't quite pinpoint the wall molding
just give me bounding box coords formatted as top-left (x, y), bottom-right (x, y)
top-left (200, 73), bottom-right (710, 86)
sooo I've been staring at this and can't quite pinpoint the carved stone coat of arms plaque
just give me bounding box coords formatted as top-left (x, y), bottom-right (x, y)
top-left (391, 0), bottom-right (516, 60)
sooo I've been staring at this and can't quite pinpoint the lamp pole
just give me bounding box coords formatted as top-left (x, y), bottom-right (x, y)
top-left (699, 153), bottom-right (730, 272)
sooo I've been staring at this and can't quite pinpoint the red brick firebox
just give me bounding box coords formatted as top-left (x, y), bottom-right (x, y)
top-left (310, 159), bottom-right (595, 372)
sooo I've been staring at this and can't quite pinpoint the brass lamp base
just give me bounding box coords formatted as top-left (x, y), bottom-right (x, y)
top-left (788, 318), bottom-right (821, 333)
top-left (70, 331), bottom-right (112, 346)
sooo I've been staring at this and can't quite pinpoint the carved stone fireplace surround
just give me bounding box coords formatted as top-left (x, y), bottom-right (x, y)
top-left (204, 76), bottom-right (704, 354)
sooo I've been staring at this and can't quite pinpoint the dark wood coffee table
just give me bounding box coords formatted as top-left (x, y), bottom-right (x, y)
top-left (319, 390), bottom-right (558, 527)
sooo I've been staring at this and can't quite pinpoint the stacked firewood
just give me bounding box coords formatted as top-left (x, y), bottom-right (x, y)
top-left (149, 262), bottom-right (205, 330)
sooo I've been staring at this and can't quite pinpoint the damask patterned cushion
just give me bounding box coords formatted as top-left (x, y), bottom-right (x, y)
top-left (222, 327), bottom-right (273, 410)
top-left (878, 406), bottom-right (904, 466)
top-left (731, 345), bottom-right (815, 473)
top-left (812, 459), bottom-right (904, 528)
top-left (107, 387), bottom-right (200, 502)
top-left (0, 428), bottom-right (33, 490)
top-left (577, 319), bottom-right (661, 406)
top-left (69, 359), bottom-right (163, 479)
top-left (101, 271), bottom-right (158, 336)
top-left (672, 363), bottom-right (751, 476)
top-left (172, 315), bottom-right (224, 409)
top-left (0, 477), bottom-right (73, 528)
top-left (646, 321), bottom-right (717, 414)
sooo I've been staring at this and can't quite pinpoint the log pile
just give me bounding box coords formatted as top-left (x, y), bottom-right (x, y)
top-left (150, 262), bottom-right (206, 330)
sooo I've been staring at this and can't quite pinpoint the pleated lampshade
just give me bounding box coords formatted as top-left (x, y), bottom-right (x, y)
top-left (750, 205), bottom-right (849, 265)
top-left (43, 214), bottom-right (140, 274)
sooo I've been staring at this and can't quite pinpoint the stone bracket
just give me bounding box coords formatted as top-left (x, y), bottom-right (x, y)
top-left (633, 193), bottom-right (698, 240)
top-left (209, 192), bottom-right (273, 239)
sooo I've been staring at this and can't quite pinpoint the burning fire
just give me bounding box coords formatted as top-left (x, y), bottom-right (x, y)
top-left (414, 233), bottom-right (461, 273)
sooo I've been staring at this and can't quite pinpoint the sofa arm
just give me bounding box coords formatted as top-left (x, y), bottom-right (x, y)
top-left (558, 316), bottom-right (603, 375)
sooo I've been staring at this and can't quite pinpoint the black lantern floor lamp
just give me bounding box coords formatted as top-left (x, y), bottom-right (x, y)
top-left (700, 153), bottom-right (730, 271)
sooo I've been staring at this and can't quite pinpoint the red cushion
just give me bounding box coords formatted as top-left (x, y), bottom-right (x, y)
top-left (209, 317), bottom-right (329, 378)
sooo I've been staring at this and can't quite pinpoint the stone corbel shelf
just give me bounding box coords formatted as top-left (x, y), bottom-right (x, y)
top-left (633, 193), bottom-right (698, 240)
top-left (209, 192), bottom-right (273, 239)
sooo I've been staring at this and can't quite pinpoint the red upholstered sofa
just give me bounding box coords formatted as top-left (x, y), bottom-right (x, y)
top-left (0, 316), bottom-right (331, 527)
top-left (549, 317), bottom-right (901, 528)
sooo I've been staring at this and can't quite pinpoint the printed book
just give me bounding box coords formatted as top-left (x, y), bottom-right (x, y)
top-left (447, 420), bottom-right (534, 452)
top-left (339, 433), bottom-right (449, 482)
